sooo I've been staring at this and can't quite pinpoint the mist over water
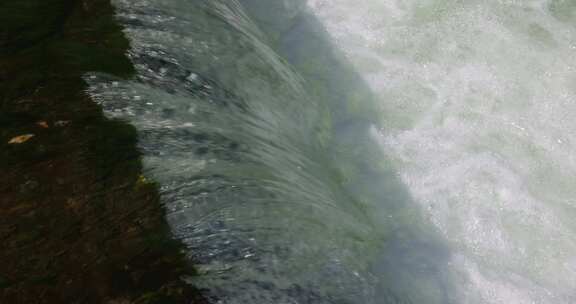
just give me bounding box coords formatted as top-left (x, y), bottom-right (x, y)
top-left (87, 0), bottom-right (576, 303)
top-left (310, 0), bottom-right (576, 303)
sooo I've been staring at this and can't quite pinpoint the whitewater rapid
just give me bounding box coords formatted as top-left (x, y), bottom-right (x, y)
top-left (309, 0), bottom-right (576, 303)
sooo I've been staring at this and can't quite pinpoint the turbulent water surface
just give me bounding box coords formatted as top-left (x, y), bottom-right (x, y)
top-left (88, 0), bottom-right (576, 303)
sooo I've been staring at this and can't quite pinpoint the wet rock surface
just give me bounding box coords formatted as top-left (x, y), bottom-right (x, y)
top-left (0, 0), bottom-right (207, 303)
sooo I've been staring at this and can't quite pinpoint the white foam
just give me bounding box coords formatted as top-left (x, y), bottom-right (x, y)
top-left (311, 0), bottom-right (576, 302)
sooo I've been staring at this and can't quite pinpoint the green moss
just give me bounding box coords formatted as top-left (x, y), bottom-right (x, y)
top-left (49, 40), bottom-right (133, 76)
top-left (0, 275), bottom-right (14, 289)
top-left (0, 0), bottom-right (73, 54)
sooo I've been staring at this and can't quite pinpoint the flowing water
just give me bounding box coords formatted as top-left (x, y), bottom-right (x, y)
top-left (87, 0), bottom-right (576, 303)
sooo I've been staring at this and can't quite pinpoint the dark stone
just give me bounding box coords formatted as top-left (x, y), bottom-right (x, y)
top-left (0, 0), bottom-right (208, 303)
